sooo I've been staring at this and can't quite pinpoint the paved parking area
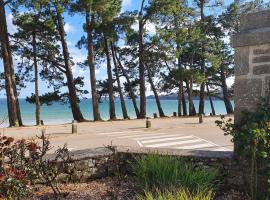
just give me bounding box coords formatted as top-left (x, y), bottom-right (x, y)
top-left (3, 116), bottom-right (234, 152)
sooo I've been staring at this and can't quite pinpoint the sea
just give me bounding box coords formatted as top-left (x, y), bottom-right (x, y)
top-left (0, 98), bottom-right (234, 127)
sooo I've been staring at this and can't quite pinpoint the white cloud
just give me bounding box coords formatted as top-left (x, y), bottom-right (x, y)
top-left (7, 14), bottom-right (17, 34)
top-left (121, 0), bottom-right (132, 12)
top-left (131, 20), bottom-right (156, 35)
top-left (145, 22), bottom-right (156, 34)
top-left (64, 23), bottom-right (76, 33)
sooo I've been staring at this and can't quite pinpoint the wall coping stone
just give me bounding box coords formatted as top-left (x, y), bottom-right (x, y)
top-left (232, 27), bottom-right (270, 48)
top-left (48, 146), bottom-right (234, 161)
top-left (239, 10), bottom-right (270, 32)
top-left (232, 9), bottom-right (270, 48)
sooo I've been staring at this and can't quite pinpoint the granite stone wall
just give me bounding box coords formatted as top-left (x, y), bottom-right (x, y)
top-left (232, 9), bottom-right (270, 197)
top-left (54, 147), bottom-right (247, 192)
top-left (232, 10), bottom-right (270, 123)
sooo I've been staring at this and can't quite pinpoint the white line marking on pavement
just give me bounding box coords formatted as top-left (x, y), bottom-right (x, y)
top-left (144, 139), bottom-right (203, 148)
top-left (175, 143), bottom-right (215, 150)
top-left (97, 130), bottom-right (139, 135)
top-left (192, 135), bottom-right (231, 151)
top-left (137, 140), bottom-right (143, 147)
top-left (141, 136), bottom-right (194, 144)
top-left (134, 134), bottom-right (180, 140)
top-left (118, 133), bottom-right (168, 139)
top-left (212, 147), bottom-right (231, 151)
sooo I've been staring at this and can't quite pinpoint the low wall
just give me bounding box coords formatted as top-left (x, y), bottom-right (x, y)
top-left (51, 146), bottom-right (249, 193)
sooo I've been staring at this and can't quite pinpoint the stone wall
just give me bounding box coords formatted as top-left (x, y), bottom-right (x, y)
top-left (232, 10), bottom-right (270, 123)
top-left (231, 10), bottom-right (270, 197)
top-left (54, 147), bottom-right (247, 192)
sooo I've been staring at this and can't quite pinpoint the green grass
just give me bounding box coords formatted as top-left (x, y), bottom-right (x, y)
top-left (137, 189), bottom-right (213, 200)
top-left (131, 153), bottom-right (217, 193)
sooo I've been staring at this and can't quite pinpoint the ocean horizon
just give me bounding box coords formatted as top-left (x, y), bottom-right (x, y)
top-left (0, 98), bottom-right (234, 127)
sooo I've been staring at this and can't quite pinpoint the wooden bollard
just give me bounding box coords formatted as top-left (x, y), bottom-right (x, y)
top-left (146, 117), bottom-right (151, 128)
top-left (199, 114), bottom-right (203, 123)
top-left (72, 120), bottom-right (78, 134)
top-left (173, 112), bottom-right (177, 117)
top-left (40, 120), bottom-right (44, 126)
top-left (153, 113), bottom-right (158, 118)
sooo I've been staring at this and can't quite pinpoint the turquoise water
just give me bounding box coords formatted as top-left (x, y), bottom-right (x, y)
top-left (0, 98), bottom-right (234, 127)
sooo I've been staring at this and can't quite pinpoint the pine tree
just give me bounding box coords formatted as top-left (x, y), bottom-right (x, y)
top-left (0, 0), bottom-right (23, 127)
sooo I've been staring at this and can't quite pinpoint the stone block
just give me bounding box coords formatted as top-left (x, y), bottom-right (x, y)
top-left (232, 29), bottom-right (270, 48)
top-left (235, 47), bottom-right (249, 76)
top-left (253, 55), bottom-right (270, 63)
top-left (253, 48), bottom-right (270, 55)
top-left (253, 64), bottom-right (270, 75)
top-left (240, 10), bottom-right (270, 32)
top-left (234, 78), bottom-right (262, 122)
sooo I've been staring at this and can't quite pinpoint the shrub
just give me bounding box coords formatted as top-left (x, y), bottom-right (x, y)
top-left (216, 97), bottom-right (270, 199)
top-left (137, 188), bottom-right (213, 200)
top-left (131, 153), bottom-right (217, 193)
top-left (0, 137), bottom-right (37, 199)
top-left (0, 129), bottom-right (72, 199)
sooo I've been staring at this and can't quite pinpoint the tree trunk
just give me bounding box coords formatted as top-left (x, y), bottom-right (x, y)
top-left (86, 12), bottom-right (101, 121)
top-left (0, 3), bottom-right (22, 127)
top-left (32, 31), bottom-right (41, 125)
top-left (138, 14), bottom-right (146, 119)
top-left (178, 82), bottom-right (182, 117)
top-left (199, 0), bottom-right (206, 115)
top-left (115, 51), bottom-right (140, 118)
top-left (220, 64), bottom-right (234, 114)
top-left (55, 4), bottom-right (85, 122)
top-left (206, 83), bottom-right (216, 116)
top-left (145, 64), bottom-right (165, 117)
top-left (110, 43), bottom-right (129, 119)
top-left (186, 79), bottom-right (196, 116)
top-left (104, 37), bottom-right (116, 120)
top-left (181, 85), bottom-right (187, 116)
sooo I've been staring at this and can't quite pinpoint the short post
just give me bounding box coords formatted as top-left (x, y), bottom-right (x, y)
top-left (173, 112), bottom-right (177, 117)
top-left (153, 113), bottom-right (158, 118)
top-left (72, 120), bottom-right (78, 134)
top-left (146, 117), bottom-right (151, 128)
top-left (199, 114), bottom-right (203, 124)
top-left (40, 120), bottom-right (44, 126)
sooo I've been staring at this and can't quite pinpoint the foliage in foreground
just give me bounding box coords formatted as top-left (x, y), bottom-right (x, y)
top-left (0, 129), bottom-right (72, 199)
top-left (137, 189), bottom-right (213, 200)
top-left (131, 153), bottom-right (217, 194)
top-left (216, 97), bottom-right (270, 199)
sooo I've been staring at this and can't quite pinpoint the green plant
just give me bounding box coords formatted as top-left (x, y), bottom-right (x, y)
top-left (216, 98), bottom-right (270, 199)
top-left (0, 129), bottom-right (72, 199)
top-left (131, 153), bottom-right (216, 193)
top-left (137, 188), bottom-right (213, 200)
top-left (0, 137), bottom-right (37, 199)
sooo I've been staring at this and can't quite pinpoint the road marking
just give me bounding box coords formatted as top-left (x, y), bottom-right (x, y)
top-left (213, 147), bottom-right (231, 151)
top-left (97, 130), bottom-right (139, 135)
top-left (141, 136), bottom-right (194, 144)
top-left (175, 143), bottom-right (215, 150)
top-left (94, 130), bottom-right (232, 152)
top-left (134, 134), bottom-right (180, 140)
top-left (118, 133), bottom-right (171, 139)
top-left (192, 136), bottom-right (231, 151)
top-left (144, 139), bottom-right (202, 148)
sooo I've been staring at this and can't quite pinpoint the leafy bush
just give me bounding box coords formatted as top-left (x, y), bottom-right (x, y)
top-left (216, 97), bottom-right (270, 199)
top-left (137, 188), bottom-right (213, 200)
top-left (0, 137), bottom-right (37, 199)
top-left (0, 129), bottom-right (72, 199)
top-left (131, 153), bottom-right (216, 193)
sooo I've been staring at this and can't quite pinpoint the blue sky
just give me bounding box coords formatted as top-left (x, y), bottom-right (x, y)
top-left (0, 0), bottom-right (144, 98)
top-left (0, 0), bottom-right (250, 98)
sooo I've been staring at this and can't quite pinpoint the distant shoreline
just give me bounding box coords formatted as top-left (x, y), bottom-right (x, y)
top-left (0, 99), bottom-right (234, 128)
